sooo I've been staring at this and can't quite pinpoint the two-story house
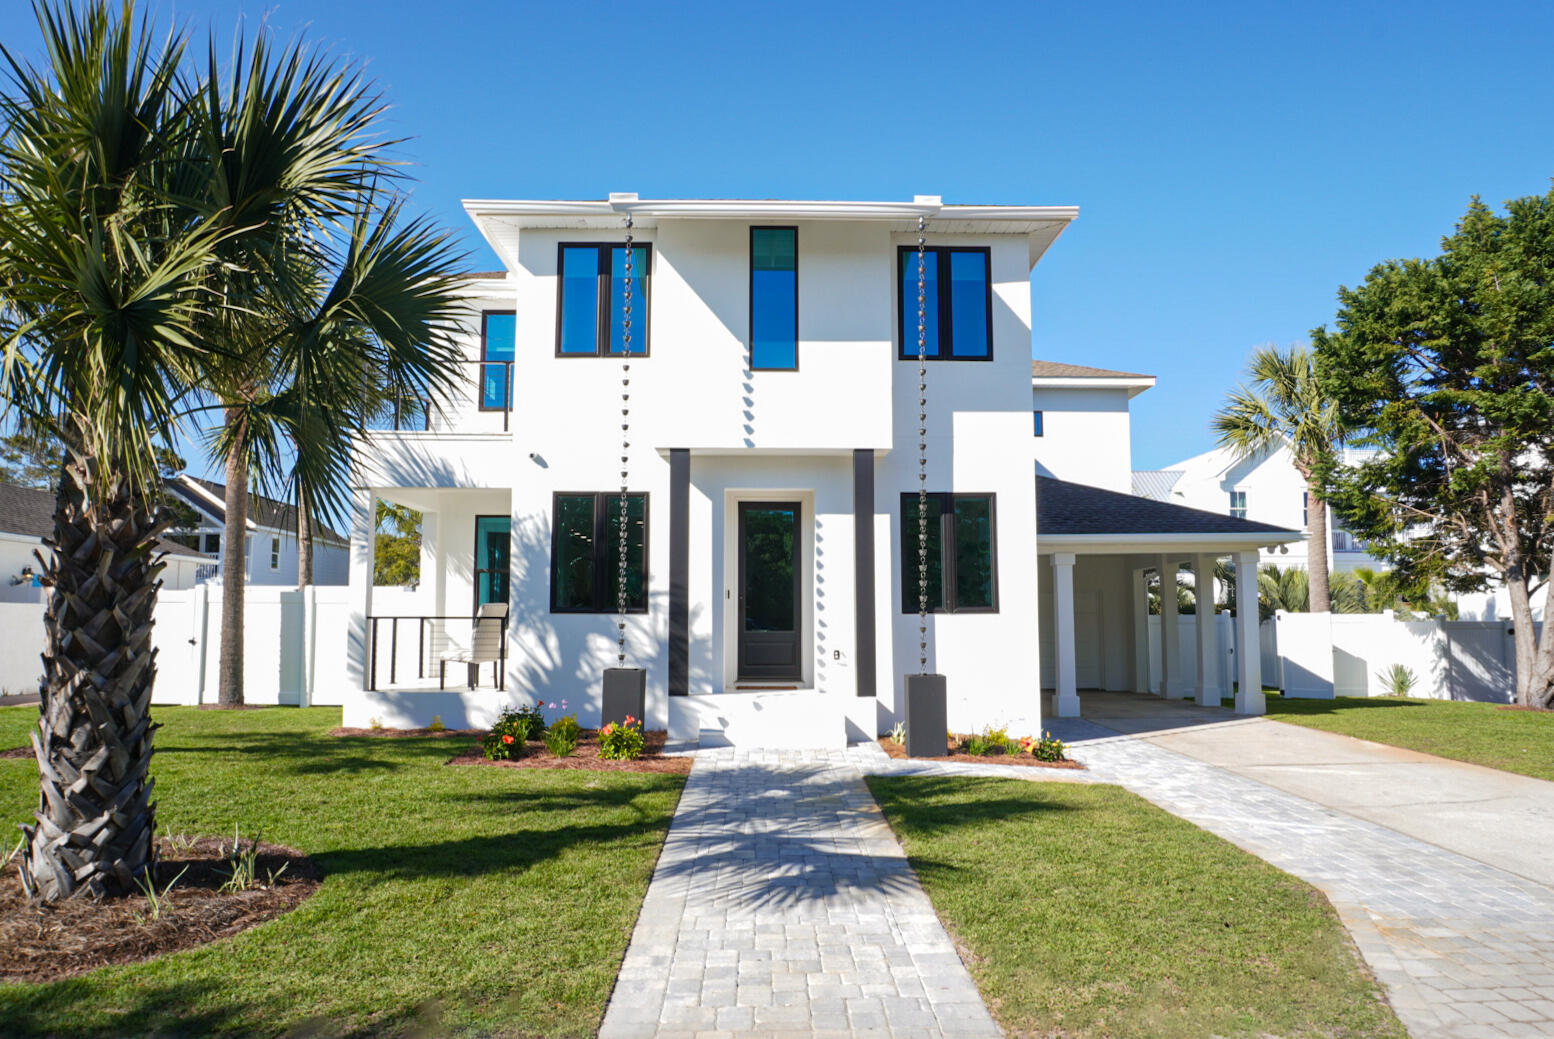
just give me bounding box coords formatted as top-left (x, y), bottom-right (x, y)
top-left (163, 474), bottom-right (349, 587)
top-left (344, 195), bottom-right (1302, 744)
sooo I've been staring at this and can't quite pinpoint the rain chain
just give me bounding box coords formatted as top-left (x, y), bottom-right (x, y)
top-left (916, 216), bottom-right (929, 674)
top-left (617, 216), bottom-right (634, 664)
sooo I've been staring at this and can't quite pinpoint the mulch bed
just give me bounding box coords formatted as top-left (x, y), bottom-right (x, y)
top-left (877, 737), bottom-right (1085, 769)
top-left (1497, 704), bottom-right (1553, 713)
top-left (0, 836), bottom-right (320, 984)
top-left (448, 729), bottom-right (692, 774)
top-left (330, 726), bottom-right (483, 738)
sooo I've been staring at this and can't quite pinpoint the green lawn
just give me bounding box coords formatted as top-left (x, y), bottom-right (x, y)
top-left (869, 775), bottom-right (1405, 1039)
top-left (1264, 691), bottom-right (1554, 782)
top-left (0, 705), bottom-right (684, 1038)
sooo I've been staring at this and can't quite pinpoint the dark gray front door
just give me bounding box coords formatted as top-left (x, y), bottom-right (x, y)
top-left (738, 501), bottom-right (801, 680)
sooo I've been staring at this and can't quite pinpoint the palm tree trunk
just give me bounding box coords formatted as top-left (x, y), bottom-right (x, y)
top-left (218, 409), bottom-right (248, 707)
top-left (1305, 476), bottom-right (1332, 612)
top-left (20, 448), bottom-right (161, 901)
top-left (297, 496), bottom-right (314, 589)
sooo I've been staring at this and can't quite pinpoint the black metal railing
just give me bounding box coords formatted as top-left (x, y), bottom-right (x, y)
top-left (367, 359), bottom-right (514, 434)
top-left (368, 614), bottom-right (508, 691)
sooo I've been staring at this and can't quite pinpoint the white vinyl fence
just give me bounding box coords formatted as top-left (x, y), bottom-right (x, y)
top-left (1267, 611), bottom-right (1532, 702)
top-left (1145, 612), bottom-right (1236, 694)
top-left (0, 586), bottom-right (355, 706)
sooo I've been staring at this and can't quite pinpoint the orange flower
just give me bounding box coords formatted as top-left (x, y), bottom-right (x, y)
top-left (501, 734), bottom-right (514, 745)
top-left (624, 714), bottom-right (636, 726)
top-left (601, 723), bottom-right (615, 736)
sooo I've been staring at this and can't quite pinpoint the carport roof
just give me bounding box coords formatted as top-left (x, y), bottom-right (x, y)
top-left (1037, 476), bottom-right (1302, 548)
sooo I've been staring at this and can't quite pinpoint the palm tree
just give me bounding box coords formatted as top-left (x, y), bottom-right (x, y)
top-left (0, 1), bottom-right (222, 900)
top-left (1258, 564), bottom-right (1309, 620)
top-left (1213, 345), bottom-right (1344, 612)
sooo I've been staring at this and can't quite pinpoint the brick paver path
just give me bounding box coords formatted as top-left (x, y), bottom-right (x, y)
top-left (597, 748), bottom-right (1001, 1039)
top-left (852, 719), bottom-right (1554, 1039)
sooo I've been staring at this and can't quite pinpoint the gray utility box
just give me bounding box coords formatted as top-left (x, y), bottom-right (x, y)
top-left (602, 668), bottom-right (646, 729)
top-left (904, 673), bottom-right (948, 757)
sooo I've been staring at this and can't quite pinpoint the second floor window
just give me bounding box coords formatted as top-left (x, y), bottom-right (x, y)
top-left (551, 492), bottom-right (648, 613)
top-left (1033, 410), bottom-right (1044, 436)
top-left (897, 246), bottom-right (992, 360)
top-left (480, 311), bottom-right (515, 410)
top-left (899, 493), bottom-right (998, 612)
top-left (1229, 490), bottom-right (1247, 519)
top-left (269, 537), bottom-right (281, 570)
top-left (557, 243), bottom-right (652, 357)
top-left (750, 227), bottom-right (798, 370)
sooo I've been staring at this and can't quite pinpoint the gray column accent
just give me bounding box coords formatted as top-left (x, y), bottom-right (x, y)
top-left (853, 449), bottom-right (876, 697)
top-left (669, 448), bottom-right (689, 696)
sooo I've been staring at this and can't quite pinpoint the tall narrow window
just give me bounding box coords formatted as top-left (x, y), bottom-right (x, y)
top-left (1033, 411), bottom-right (1044, 436)
top-left (480, 311), bottom-right (515, 410)
top-left (550, 493), bottom-right (648, 612)
top-left (556, 244), bottom-right (652, 356)
top-left (1229, 490), bottom-right (1247, 519)
top-left (269, 536), bottom-right (281, 570)
top-left (899, 493), bottom-right (998, 612)
top-left (750, 227), bottom-right (797, 370)
top-left (897, 246), bottom-right (991, 360)
top-left (1302, 491), bottom-right (1308, 527)
top-left (474, 515), bottom-right (510, 607)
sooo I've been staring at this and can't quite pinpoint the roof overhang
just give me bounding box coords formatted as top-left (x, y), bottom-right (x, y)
top-left (463, 193), bottom-right (1079, 273)
top-left (1040, 531), bottom-right (1307, 557)
top-left (1031, 375), bottom-right (1155, 399)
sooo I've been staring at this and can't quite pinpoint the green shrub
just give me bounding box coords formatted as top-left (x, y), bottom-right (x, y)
top-left (544, 714), bottom-right (581, 757)
top-left (428, 715), bottom-right (445, 733)
top-left (599, 715), bottom-right (645, 761)
top-left (964, 734), bottom-right (995, 757)
top-left (983, 725), bottom-right (1011, 750)
top-left (481, 707), bottom-right (538, 761)
top-left (1031, 732), bottom-right (1067, 762)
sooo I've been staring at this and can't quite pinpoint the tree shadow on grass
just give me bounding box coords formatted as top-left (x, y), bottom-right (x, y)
top-left (159, 731), bottom-right (471, 776)
top-left (866, 774), bottom-right (1087, 838)
top-left (1266, 695), bottom-right (1431, 717)
top-left (0, 978), bottom-right (270, 1039)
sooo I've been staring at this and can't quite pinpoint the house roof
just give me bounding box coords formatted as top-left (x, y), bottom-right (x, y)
top-left (1037, 476), bottom-right (1299, 538)
top-left (170, 477), bottom-right (349, 547)
top-left (0, 482), bottom-right (208, 560)
top-left (1030, 361), bottom-right (1152, 379)
top-left (1130, 470), bottom-right (1184, 502)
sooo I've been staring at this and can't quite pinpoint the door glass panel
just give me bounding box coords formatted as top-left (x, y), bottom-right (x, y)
top-left (474, 515), bottom-right (509, 607)
top-left (744, 507), bottom-right (796, 632)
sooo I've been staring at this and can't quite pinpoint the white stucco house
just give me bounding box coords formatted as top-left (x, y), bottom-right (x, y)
top-left (164, 475), bottom-right (349, 587)
top-left (344, 194), bottom-right (1303, 744)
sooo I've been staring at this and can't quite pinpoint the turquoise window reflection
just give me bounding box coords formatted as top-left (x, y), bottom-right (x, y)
top-left (751, 228), bottom-right (797, 369)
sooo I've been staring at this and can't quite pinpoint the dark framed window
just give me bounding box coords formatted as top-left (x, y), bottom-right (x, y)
top-left (1033, 410), bottom-right (1044, 436)
top-left (556, 243), bottom-right (652, 357)
top-left (750, 227), bottom-right (798, 370)
top-left (474, 515), bottom-right (510, 608)
top-left (899, 493), bottom-right (997, 612)
top-left (550, 492), bottom-right (649, 613)
top-left (896, 246), bottom-right (992, 360)
top-left (1229, 490), bottom-right (1247, 520)
top-left (202, 532), bottom-right (220, 555)
top-left (480, 311), bottom-right (515, 410)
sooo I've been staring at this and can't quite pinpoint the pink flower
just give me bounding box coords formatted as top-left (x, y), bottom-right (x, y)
top-left (548, 701), bottom-right (558, 710)
top-left (561, 700), bottom-right (569, 709)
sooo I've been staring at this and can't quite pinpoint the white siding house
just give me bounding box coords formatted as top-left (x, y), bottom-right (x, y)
top-left (165, 475), bottom-right (349, 587)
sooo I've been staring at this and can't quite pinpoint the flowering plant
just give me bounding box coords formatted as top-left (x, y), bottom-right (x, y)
top-left (544, 714), bottom-right (581, 757)
top-left (598, 714), bottom-right (645, 761)
top-left (481, 706), bottom-right (539, 761)
top-left (1031, 731), bottom-right (1066, 762)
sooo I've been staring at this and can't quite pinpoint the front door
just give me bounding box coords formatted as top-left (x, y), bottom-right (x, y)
top-left (737, 501), bottom-right (802, 681)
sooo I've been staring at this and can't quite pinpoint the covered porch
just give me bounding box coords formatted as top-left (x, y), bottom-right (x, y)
top-left (1035, 476), bottom-right (1303, 719)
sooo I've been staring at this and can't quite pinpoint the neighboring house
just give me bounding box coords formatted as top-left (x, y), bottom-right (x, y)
top-left (345, 193), bottom-right (1302, 743)
top-left (0, 482), bottom-right (208, 602)
top-left (164, 475), bottom-right (349, 587)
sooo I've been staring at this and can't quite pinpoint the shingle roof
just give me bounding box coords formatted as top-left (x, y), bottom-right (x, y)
top-left (172, 477), bottom-right (349, 547)
top-left (464, 271), bottom-right (508, 279)
top-left (1131, 470), bottom-right (1184, 502)
top-left (1037, 476), bottom-right (1297, 536)
top-left (1031, 360), bottom-right (1152, 379)
top-left (0, 482), bottom-right (209, 559)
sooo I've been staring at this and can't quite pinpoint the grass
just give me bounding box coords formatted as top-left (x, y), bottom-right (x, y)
top-left (1264, 690), bottom-right (1554, 782)
top-left (0, 704), bottom-right (685, 1038)
top-left (868, 774), bottom-right (1405, 1039)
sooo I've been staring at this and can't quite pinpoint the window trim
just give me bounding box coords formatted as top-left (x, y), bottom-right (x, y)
top-left (548, 491), bottom-right (651, 614)
top-left (478, 310), bottom-right (516, 412)
top-left (749, 225), bottom-right (799, 372)
top-left (1229, 490), bottom-right (1247, 520)
top-left (895, 245), bottom-right (994, 362)
top-left (269, 536), bottom-right (281, 571)
top-left (1033, 410), bottom-right (1044, 437)
top-left (473, 514), bottom-right (510, 611)
top-left (553, 242), bottom-right (653, 358)
top-left (898, 492), bottom-right (999, 614)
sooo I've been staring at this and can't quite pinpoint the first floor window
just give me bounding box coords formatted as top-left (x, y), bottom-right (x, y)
top-left (551, 493), bottom-right (648, 612)
top-left (475, 515), bottom-right (510, 607)
top-left (899, 493), bottom-right (997, 612)
top-left (269, 536), bottom-right (281, 570)
top-left (1229, 490), bottom-right (1247, 519)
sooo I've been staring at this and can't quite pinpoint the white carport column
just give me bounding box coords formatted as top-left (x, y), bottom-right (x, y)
top-left (1157, 555), bottom-right (1185, 698)
top-left (1234, 549), bottom-right (1266, 715)
top-left (1194, 553), bottom-right (1223, 707)
top-left (345, 486), bottom-right (378, 694)
top-left (1051, 552), bottom-right (1081, 717)
top-left (1130, 567), bottom-right (1150, 693)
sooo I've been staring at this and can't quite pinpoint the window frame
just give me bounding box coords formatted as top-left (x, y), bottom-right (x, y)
top-left (478, 310), bottom-right (516, 412)
top-left (548, 491), bottom-right (651, 614)
top-left (473, 514), bottom-right (511, 610)
top-left (898, 492), bottom-right (999, 614)
top-left (895, 245), bottom-right (994, 362)
top-left (1033, 410), bottom-right (1044, 437)
top-left (1229, 490), bottom-right (1247, 520)
top-left (269, 536), bottom-right (281, 571)
top-left (749, 225), bottom-right (799, 372)
top-left (553, 242), bottom-right (653, 358)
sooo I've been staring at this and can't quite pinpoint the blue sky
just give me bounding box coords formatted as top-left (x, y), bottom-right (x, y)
top-left (10, 0), bottom-right (1554, 474)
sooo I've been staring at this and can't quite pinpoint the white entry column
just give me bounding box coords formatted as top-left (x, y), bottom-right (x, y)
top-left (1158, 555), bottom-right (1185, 698)
top-left (1194, 553), bottom-right (1223, 707)
top-left (1234, 549), bottom-right (1266, 715)
top-left (1130, 567), bottom-right (1150, 693)
top-left (1051, 553), bottom-right (1080, 717)
top-left (345, 486), bottom-right (378, 695)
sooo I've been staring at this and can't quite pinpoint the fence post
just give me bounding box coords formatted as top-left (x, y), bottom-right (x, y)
top-left (301, 584), bottom-right (317, 708)
top-left (193, 583), bottom-right (210, 706)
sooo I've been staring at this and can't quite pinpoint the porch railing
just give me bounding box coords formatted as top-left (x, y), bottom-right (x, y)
top-left (367, 614), bottom-right (508, 692)
top-left (367, 359), bottom-right (514, 434)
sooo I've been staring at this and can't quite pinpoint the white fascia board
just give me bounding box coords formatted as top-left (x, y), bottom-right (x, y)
top-left (1039, 531), bottom-right (1306, 555)
top-left (1032, 375), bottom-right (1156, 399)
top-left (464, 196), bottom-right (1080, 226)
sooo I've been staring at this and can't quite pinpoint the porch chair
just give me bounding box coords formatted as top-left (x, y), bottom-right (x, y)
top-left (439, 602), bottom-right (508, 690)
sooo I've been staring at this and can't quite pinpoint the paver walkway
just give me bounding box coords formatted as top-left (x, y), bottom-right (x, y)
top-left (598, 748), bottom-right (1001, 1039)
top-left (852, 696), bottom-right (1554, 1039)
